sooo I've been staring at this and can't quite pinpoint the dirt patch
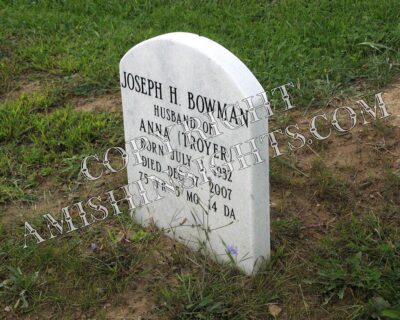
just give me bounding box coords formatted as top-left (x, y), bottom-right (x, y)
top-left (89, 217), bottom-right (183, 320)
top-left (383, 76), bottom-right (400, 126)
top-left (100, 242), bottom-right (179, 320)
top-left (0, 179), bottom-right (67, 226)
top-left (269, 79), bottom-right (400, 233)
top-left (1, 76), bottom-right (122, 114)
top-left (0, 79), bottom-right (43, 102)
top-left (73, 93), bottom-right (122, 113)
top-left (0, 165), bottom-right (128, 227)
top-left (102, 293), bottom-right (158, 320)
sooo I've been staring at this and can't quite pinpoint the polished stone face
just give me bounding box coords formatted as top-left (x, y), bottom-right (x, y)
top-left (120, 32), bottom-right (269, 274)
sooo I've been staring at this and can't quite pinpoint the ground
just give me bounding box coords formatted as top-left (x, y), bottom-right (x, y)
top-left (1, 77), bottom-right (399, 319)
top-left (1, 1), bottom-right (400, 319)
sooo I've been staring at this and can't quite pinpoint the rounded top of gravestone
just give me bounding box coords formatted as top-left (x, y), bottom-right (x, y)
top-left (120, 32), bottom-right (263, 98)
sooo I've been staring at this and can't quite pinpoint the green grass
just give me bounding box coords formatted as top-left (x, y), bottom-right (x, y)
top-left (1, 0), bottom-right (400, 103)
top-left (309, 213), bottom-right (400, 318)
top-left (0, 93), bottom-right (123, 203)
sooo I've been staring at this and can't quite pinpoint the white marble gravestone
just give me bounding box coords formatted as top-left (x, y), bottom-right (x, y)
top-left (120, 32), bottom-right (269, 274)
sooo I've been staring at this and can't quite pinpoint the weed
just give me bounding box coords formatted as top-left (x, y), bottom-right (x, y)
top-left (311, 159), bottom-right (352, 213)
top-left (309, 214), bottom-right (400, 318)
top-left (0, 267), bottom-right (39, 310)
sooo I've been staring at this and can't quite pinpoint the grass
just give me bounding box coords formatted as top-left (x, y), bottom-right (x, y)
top-left (311, 159), bottom-right (352, 214)
top-left (0, 213), bottom-right (160, 314)
top-left (1, 0), bottom-right (400, 103)
top-left (0, 0), bottom-right (400, 319)
top-left (309, 214), bottom-right (400, 317)
top-left (0, 92), bottom-right (123, 204)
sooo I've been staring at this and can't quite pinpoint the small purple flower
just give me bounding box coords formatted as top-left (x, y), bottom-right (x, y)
top-left (90, 243), bottom-right (97, 250)
top-left (226, 244), bottom-right (238, 257)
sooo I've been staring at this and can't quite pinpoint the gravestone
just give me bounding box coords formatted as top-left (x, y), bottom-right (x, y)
top-left (120, 32), bottom-right (269, 274)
